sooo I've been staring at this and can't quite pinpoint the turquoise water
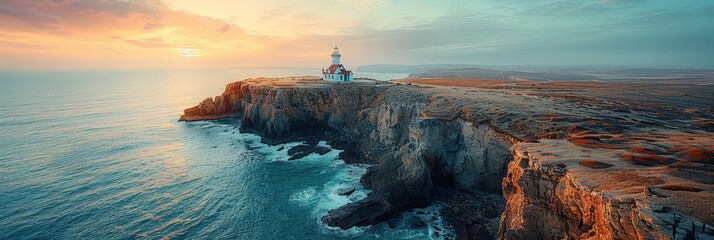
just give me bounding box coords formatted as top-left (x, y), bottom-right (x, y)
top-left (0, 69), bottom-right (452, 239)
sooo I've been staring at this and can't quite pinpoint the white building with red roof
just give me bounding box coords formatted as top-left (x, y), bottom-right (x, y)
top-left (322, 46), bottom-right (353, 82)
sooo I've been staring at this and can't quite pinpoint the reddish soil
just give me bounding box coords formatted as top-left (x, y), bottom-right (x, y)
top-left (658, 184), bottom-right (703, 192)
top-left (675, 149), bottom-right (714, 164)
top-left (399, 78), bottom-right (713, 175)
top-left (568, 136), bottom-right (625, 149)
top-left (619, 153), bottom-right (674, 166)
top-left (628, 147), bottom-right (670, 155)
top-left (578, 160), bottom-right (614, 169)
top-left (597, 171), bottom-right (665, 193)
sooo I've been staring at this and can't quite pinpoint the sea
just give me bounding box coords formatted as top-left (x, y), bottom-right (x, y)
top-left (0, 68), bottom-right (456, 239)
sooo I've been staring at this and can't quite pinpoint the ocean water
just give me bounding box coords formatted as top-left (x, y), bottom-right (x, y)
top-left (0, 69), bottom-right (454, 239)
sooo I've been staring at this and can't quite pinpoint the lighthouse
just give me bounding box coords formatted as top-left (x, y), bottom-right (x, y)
top-left (332, 46), bottom-right (341, 64)
top-left (322, 46), bottom-right (354, 82)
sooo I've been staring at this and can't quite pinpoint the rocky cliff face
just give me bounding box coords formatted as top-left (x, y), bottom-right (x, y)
top-left (179, 80), bottom-right (244, 121)
top-left (181, 78), bottom-right (514, 236)
top-left (181, 77), bottom-right (714, 239)
top-left (501, 140), bottom-right (714, 240)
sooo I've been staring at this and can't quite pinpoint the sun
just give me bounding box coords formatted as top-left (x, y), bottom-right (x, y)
top-left (176, 48), bottom-right (199, 57)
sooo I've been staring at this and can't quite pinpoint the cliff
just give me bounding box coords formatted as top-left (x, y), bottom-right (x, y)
top-left (501, 139), bottom-right (713, 239)
top-left (180, 77), bottom-right (714, 239)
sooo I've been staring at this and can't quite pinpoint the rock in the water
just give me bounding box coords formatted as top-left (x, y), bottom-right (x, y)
top-left (287, 144), bottom-right (312, 156)
top-left (406, 215), bottom-right (426, 228)
top-left (336, 187), bottom-right (356, 196)
top-left (285, 140), bottom-right (331, 160)
top-left (321, 194), bottom-right (395, 229)
top-left (287, 144), bottom-right (313, 160)
top-left (313, 146), bottom-right (331, 155)
top-left (386, 218), bottom-right (398, 229)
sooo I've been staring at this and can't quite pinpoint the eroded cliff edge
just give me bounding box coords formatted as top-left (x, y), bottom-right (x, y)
top-left (501, 139), bottom-right (714, 239)
top-left (180, 77), bottom-right (714, 239)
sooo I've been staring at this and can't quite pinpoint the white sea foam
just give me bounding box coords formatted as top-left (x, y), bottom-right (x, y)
top-left (277, 140), bottom-right (453, 239)
top-left (284, 142), bottom-right (368, 209)
top-left (249, 141), bottom-right (303, 162)
top-left (412, 202), bottom-right (457, 240)
top-left (289, 186), bottom-right (318, 204)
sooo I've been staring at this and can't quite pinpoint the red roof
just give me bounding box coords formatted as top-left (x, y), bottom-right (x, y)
top-left (323, 64), bottom-right (352, 75)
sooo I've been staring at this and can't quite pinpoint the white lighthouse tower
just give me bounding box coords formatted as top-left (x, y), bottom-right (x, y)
top-left (322, 46), bottom-right (354, 82)
top-left (332, 46), bottom-right (341, 64)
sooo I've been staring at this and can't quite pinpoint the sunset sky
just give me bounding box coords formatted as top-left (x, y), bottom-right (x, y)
top-left (1, 0), bottom-right (713, 69)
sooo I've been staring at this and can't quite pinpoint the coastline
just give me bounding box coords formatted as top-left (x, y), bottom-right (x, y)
top-left (180, 76), bottom-right (714, 239)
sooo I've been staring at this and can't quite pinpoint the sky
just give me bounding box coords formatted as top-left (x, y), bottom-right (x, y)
top-left (0, 0), bottom-right (712, 69)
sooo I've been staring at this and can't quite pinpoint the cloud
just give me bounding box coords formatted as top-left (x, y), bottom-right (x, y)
top-left (0, 0), bottom-right (258, 54)
top-left (0, 32), bottom-right (24, 39)
top-left (599, 0), bottom-right (646, 4)
top-left (272, 0), bottom-right (713, 67)
top-left (0, 40), bottom-right (50, 50)
top-left (217, 24), bottom-right (231, 32)
top-left (176, 48), bottom-right (199, 57)
top-left (57, 0), bottom-right (166, 17)
top-left (0, 6), bottom-right (61, 29)
top-left (0, 0), bottom-right (712, 68)
top-left (143, 22), bottom-right (165, 31)
top-left (336, 0), bottom-right (388, 9)
top-left (110, 36), bottom-right (168, 48)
